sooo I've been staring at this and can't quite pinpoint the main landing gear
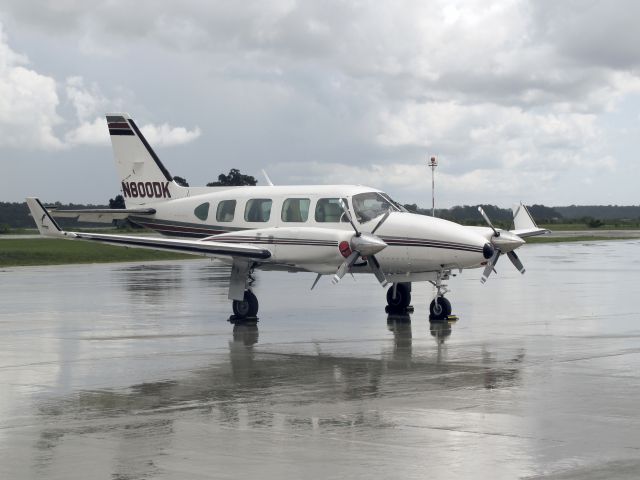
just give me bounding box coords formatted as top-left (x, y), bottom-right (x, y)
top-left (385, 282), bottom-right (414, 313)
top-left (232, 290), bottom-right (259, 319)
top-left (228, 260), bottom-right (260, 323)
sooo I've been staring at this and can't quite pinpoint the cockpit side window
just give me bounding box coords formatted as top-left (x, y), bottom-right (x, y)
top-left (352, 192), bottom-right (399, 223)
top-left (216, 200), bottom-right (236, 222)
top-left (314, 198), bottom-right (350, 223)
top-left (379, 192), bottom-right (407, 212)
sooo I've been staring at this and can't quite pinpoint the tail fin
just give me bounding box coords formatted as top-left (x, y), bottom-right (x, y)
top-left (107, 113), bottom-right (188, 206)
top-left (511, 203), bottom-right (550, 238)
top-left (26, 198), bottom-right (69, 238)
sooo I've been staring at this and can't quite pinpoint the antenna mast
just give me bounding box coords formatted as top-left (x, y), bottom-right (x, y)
top-left (428, 156), bottom-right (438, 217)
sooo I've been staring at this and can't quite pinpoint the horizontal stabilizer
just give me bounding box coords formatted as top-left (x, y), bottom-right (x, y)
top-left (47, 207), bottom-right (156, 223)
top-left (26, 197), bottom-right (270, 260)
top-left (26, 198), bottom-right (67, 237)
top-left (511, 203), bottom-right (550, 238)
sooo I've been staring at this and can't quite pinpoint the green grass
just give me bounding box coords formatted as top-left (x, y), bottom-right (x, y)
top-left (0, 238), bottom-right (194, 267)
top-left (539, 223), bottom-right (640, 231)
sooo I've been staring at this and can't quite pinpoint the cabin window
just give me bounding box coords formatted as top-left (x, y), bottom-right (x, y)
top-left (315, 198), bottom-right (350, 223)
top-left (352, 192), bottom-right (399, 223)
top-left (244, 199), bottom-right (273, 222)
top-left (194, 202), bottom-right (210, 221)
top-left (281, 198), bottom-right (310, 222)
top-left (216, 200), bottom-right (236, 222)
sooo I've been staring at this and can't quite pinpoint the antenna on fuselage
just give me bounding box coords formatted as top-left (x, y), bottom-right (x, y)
top-left (427, 155), bottom-right (438, 217)
top-left (261, 169), bottom-right (274, 186)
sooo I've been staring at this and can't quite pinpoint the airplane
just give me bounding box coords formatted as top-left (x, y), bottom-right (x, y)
top-left (26, 113), bottom-right (549, 321)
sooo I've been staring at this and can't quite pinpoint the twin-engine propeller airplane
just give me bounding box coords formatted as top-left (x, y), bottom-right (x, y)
top-left (26, 113), bottom-right (549, 320)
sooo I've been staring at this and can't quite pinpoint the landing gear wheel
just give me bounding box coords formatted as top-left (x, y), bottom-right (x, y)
top-left (232, 290), bottom-right (259, 319)
top-left (386, 283), bottom-right (411, 308)
top-left (429, 296), bottom-right (451, 321)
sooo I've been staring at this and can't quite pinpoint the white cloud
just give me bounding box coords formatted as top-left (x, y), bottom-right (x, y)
top-left (0, 25), bottom-right (63, 150)
top-left (64, 117), bottom-right (202, 148)
top-left (0, 23), bottom-right (202, 151)
top-left (270, 160), bottom-right (553, 202)
top-left (375, 100), bottom-right (605, 176)
top-left (65, 76), bottom-right (108, 121)
top-left (139, 123), bottom-right (202, 147)
top-left (65, 116), bottom-right (109, 146)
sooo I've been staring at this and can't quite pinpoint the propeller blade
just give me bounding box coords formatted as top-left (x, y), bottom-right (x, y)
top-left (339, 199), bottom-right (360, 236)
top-left (368, 254), bottom-right (390, 287)
top-left (480, 250), bottom-right (501, 284)
top-left (478, 206), bottom-right (500, 237)
top-left (332, 250), bottom-right (360, 284)
top-left (371, 209), bottom-right (392, 235)
top-left (310, 273), bottom-right (322, 290)
top-left (507, 250), bottom-right (526, 274)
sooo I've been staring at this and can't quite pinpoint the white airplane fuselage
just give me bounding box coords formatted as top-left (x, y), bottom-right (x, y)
top-left (127, 184), bottom-right (493, 281)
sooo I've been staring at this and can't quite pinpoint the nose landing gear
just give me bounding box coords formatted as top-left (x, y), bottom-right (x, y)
top-left (429, 269), bottom-right (453, 321)
top-left (429, 296), bottom-right (451, 320)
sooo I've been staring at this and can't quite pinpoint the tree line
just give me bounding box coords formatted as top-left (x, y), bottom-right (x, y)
top-left (2, 168), bottom-right (639, 230)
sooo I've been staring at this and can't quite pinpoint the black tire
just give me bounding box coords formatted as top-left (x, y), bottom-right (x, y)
top-left (233, 291), bottom-right (259, 318)
top-left (232, 298), bottom-right (250, 318)
top-left (429, 296), bottom-right (452, 320)
top-left (387, 283), bottom-right (411, 308)
top-left (246, 290), bottom-right (259, 317)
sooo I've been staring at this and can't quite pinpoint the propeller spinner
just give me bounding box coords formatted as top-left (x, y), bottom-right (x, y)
top-left (332, 200), bottom-right (390, 286)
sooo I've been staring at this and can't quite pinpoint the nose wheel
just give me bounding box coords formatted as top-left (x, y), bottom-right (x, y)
top-left (429, 296), bottom-right (451, 320)
top-left (429, 269), bottom-right (453, 321)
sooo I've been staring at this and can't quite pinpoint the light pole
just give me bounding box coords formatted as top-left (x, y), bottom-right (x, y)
top-left (428, 156), bottom-right (437, 217)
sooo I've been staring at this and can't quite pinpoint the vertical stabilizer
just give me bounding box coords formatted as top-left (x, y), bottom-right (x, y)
top-left (512, 203), bottom-right (538, 231)
top-left (107, 113), bottom-right (187, 206)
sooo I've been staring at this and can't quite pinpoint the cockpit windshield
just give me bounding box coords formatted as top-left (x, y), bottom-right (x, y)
top-left (352, 192), bottom-right (404, 223)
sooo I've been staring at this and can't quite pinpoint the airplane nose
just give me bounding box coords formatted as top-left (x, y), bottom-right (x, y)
top-left (483, 242), bottom-right (495, 259)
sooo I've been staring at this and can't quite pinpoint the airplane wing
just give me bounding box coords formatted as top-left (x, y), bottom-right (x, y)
top-left (511, 203), bottom-right (551, 238)
top-left (46, 207), bottom-right (156, 223)
top-left (26, 198), bottom-right (271, 261)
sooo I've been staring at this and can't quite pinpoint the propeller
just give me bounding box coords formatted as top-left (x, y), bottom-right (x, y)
top-left (507, 250), bottom-right (525, 274)
top-left (478, 206), bottom-right (500, 237)
top-left (371, 209), bottom-right (391, 235)
top-left (480, 249), bottom-right (500, 284)
top-left (478, 206), bottom-right (526, 283)
top-left (332, 200), bottom-right (390, 286)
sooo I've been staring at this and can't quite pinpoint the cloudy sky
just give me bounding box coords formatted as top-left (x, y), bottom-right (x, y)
top-left (1, 0), bottom-right (639, 207)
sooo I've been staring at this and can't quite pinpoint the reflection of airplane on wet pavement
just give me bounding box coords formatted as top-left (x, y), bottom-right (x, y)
top-left (26, 113), bottom-right (549, 321)
top-left (29, 317), bottom-right (525, 478)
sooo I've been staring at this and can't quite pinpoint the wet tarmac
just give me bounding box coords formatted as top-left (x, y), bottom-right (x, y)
top-left (1, 239), bottom-right (640, 479)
